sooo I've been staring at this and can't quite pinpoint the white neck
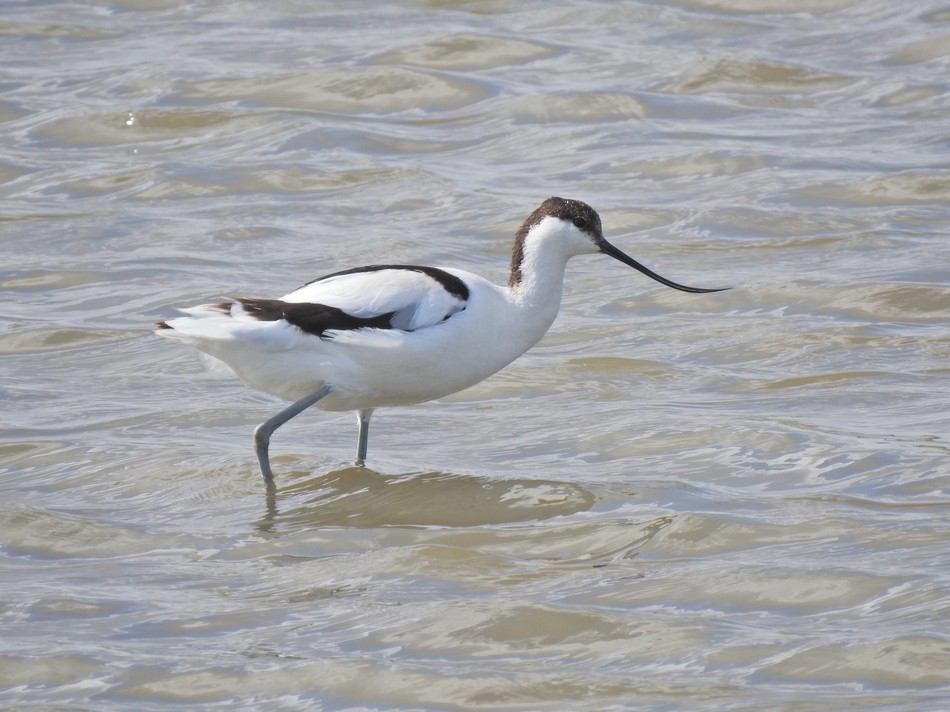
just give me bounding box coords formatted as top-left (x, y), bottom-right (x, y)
top-left (505, 218), bottom-right (584, 343)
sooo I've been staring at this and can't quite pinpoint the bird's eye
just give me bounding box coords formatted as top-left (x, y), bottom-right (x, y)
top-left (573, 216), bottom-right (588, 229)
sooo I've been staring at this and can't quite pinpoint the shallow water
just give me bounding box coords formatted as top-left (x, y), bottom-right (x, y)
top-left (2, 0), bottom-right (949, 709)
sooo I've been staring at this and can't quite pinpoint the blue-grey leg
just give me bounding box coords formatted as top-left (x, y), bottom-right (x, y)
top-left (356, 408), bottom-right (373, 466)
top-left (253, 384), bottom-right (332, 483)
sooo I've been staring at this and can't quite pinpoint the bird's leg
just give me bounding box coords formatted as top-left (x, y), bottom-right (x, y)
top-left (355, 408), bottom-right (373, 466)
top-left (253, 384), bottom-right (332, 484)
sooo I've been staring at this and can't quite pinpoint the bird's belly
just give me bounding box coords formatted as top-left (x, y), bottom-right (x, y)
top-left (313, 317), bottom-right (529, 411)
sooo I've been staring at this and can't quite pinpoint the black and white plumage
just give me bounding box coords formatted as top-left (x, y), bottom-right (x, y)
top-left (156, 197), bottom-right (725, 482)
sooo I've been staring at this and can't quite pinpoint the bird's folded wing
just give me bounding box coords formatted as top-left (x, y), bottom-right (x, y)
top-left (281, 266), bottom-right (468, 331)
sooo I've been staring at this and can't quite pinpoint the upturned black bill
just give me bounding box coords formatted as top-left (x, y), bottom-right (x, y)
top-left (599, 240), bottom-right (728, 294)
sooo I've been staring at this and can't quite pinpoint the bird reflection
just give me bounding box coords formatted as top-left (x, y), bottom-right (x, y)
top-left (255, 465), bottom-right (596, 536)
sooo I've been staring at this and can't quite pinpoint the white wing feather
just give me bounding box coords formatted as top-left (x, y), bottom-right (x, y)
top-left (281, 269), bottom-right (466, 331)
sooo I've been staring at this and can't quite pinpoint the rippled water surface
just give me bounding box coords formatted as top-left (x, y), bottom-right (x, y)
top-left (2, 0), bottom-right (949, 709)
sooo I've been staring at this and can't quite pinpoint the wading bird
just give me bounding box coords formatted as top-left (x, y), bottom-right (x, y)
top-left (157, 197), bottom-right (726, 482)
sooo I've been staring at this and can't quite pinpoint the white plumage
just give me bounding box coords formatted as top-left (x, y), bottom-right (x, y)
top-left (157, 197), bottom-right (725, 483)
top-left (285, 268), bottom-right (466, 329)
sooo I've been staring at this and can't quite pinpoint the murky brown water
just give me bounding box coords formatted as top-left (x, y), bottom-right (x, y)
top-left (2, 0), bottom-right (949, 709)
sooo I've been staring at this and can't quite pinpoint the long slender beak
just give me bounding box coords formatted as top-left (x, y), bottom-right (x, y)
top-left (599, 239), bottom-right (728, 294)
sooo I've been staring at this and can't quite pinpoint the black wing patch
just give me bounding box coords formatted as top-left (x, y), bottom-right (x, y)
top-left (305, 264), bottom-right (470, 302)
top-left (231, 298), bottom-right (396, 338)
